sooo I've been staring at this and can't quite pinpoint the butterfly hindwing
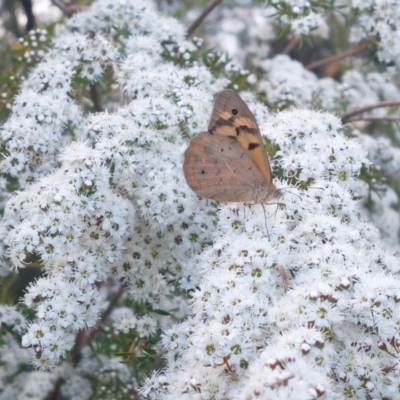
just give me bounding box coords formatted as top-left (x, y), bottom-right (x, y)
top-left (183, 132), bottom-right (266, 202)
top-left (183, 89), bottom-right (280, 203)
top-left (208, 89), bottom-right (273, 185)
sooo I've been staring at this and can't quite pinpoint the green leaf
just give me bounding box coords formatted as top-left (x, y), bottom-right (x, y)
top-left (152, 309), bottom-right (171, 316)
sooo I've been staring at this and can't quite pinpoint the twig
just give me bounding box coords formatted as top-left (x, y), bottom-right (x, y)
top-left (51, 0), bottom-right (85, 17)
top-left (48, 283), bottom-right (127, 400)
top-left (345, 116), bottom-right (400, 123)
top-left (306, 45), bottom-right (365, 71)
top-left (47, 377), bottom-right (65, 400)
top-left (72, 283), bottom-right (126, 365)
top-left (340, 100), bottom-right (400, 124)
top-left (20, 0), bottom-right (36, 32)
top-left (265, 374), bottom-right (295, 390)
top-left (112, 61), bottom-right (125, 107)
top-left (89, 84), bottom-right (102, 112)
top-left (51, 0), bottom-right (70, 15)
top-left (187, 0), bottom-right (223, 37)
top-left (282, 36), bottom-right (300, 54)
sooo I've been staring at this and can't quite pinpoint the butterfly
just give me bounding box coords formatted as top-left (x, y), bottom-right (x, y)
top-left (183, 89), bottom-right (281, 203)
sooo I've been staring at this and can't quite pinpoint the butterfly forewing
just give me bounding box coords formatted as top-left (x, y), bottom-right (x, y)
top-left (183, 89), bottom-right (279, 203)
top-left (208, 89), bottom-right (273, 185)
top-left (183, 132), bottom-right (266, 202)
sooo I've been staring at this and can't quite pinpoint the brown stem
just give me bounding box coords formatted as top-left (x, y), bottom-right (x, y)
top-left (20, 0), bottom-right (36, 32)
top-left (51, 0), bottom-right (85, 17)
top-left (112, 61), bottom-right (125, 107)
top-left (89, 84), bottom-right (102, 112)
top-left (51, 0), bottom-right (70, 15)
top-left (72, 283), bottom-right (126, 366)
top-left (345, 116), bottom-right (400, 123)
top-left (340, 100), bottom-right (400, 124)
top-left (47, 377), bottom-right (65, 400)
top-left (282, 36), bottom-right (300, 54)
top-left (47, 282), bottom-right (129, 400)
top-left (306, 45), bottom-right (365, 71)
top-left (267, 374), bottom-right (295, 390)
top-left (187, 0), bottom-right (223, 37)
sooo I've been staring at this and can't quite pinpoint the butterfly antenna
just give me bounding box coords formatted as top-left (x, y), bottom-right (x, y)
top-left (277, 184), bottom-right (326, 202)
top-left (278, 188), bottom-right (302, 201)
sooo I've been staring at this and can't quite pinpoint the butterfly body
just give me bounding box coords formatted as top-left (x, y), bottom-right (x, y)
top-left (183, 89), bottom-right (280, 204)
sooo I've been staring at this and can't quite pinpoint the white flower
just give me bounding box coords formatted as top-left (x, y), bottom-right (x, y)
top-left (291, 13), bottom-right (328, 37)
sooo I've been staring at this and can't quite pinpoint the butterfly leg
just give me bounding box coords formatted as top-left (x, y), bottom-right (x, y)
top-left (261, 203), bottom-right (270, 240)
top-left (273, 262), bottom-right (289, 293)
top-left (270, 202), bottom-right (280, 219)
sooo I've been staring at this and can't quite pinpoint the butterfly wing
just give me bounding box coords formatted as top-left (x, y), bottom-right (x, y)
top-left (208, 89), bottom-right (274, 185)
top-left (183, 132), bottom-right (266, 202)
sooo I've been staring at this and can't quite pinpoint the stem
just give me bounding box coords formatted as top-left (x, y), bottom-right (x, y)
top-left (345, 116), bottom-right (400, 123)
top-left (47, 378), bottom-right (64, 400)
top-left (20, 0), bottom-right (36, 32)
top-left (89, 84), bottom-right (102, 112)
top-left (112, 61), bottom-right (125, 107)
top-left (306, 45), bottom-right (365, 71)
top-left (282, 36), bottom-right (300, 54)
top-left (340, 100), bottom-right (400, 124)
top-left (50, 0), bottom-right (70, 15)
top-left (187, 0), bottom-right (223, 37)
top-left (51, 0), bottom-right (85, 17)
top-left (48, 283), bottom-right (127, 400)
top-left (72, 283), bottom-right (126, 366)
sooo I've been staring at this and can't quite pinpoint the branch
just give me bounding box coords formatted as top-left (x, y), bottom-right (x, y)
top-left (306, 45), bottom-right (365, 71)
top-left (282, 36), bottom-right (300, 54)
top-left (72, 282), bottom-right (126, 365)
top-left (345, 116), bottom-right (400, 123)
top-left (48, 283), bottom-right (127, 399)
top-left (20, 0), bottom-right (36, 32)
top-left (51, 0), bottom-right (85, 17)
top-left (187, 0), bottom-right (223, 37)
top-left (340, 100), bottom-right (400, 124)
top-left (112, 61), bottom-right (125, 107)
top-left (47, 377), bottom-right (64, 400)
top-left (89, 84), bottom-right (103, 112)
top-left (51, 0), bottom-right (70, 15)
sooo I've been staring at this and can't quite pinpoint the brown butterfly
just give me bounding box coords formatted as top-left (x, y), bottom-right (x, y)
top-left (183, 89), bottom-right (281, 203)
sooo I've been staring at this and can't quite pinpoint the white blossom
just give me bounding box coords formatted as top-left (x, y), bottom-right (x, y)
top-left (1, 0), bottom-right (400, 399)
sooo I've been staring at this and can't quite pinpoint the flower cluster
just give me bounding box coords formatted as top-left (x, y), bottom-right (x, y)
top-left (255, 54), bottom-right (400, 245)
top-left (267, 0), bottom-right (400, 68)
top-left (17, 28), bottom-right (49, 61)
top-left (143, 110), bottom-right (400, 400)
top-left (350, 0), bottom-right (400, 67)
top-left (258, 55), bottom-right (400, 112)
top-left (2, 0), bottom-right (226, 373)
top-left (290, 12), bottom-right (328, 37)
top-left (0, 305), bottom-right (27, 334)
top-left (0, 0), bottom-right (400, 399)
